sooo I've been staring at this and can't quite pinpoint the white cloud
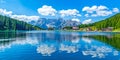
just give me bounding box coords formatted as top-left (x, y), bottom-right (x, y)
top-left (94, 10), bottom-right (112, 17)
top-left (0, 9), bottom-right (12, 16)
top-left (91, 14), bottom-right (98, 17)
top-left (11, 15), bottom-right (40, 22)
top-left (37, 5), bottom-right (81, 17)
top-left (82, 5), bottom-right (97, 13)
top-left (82, 5), bottom-right (108, 13)
top-left (82, 5), bottom-right (119, 17)
top-left (113, 8), bottom-right (119, 13)
top-left (85, 14), bottom-right (89, 17)
top-left (37, 5), bottom-right (57, 16)
top-left (0, 8), bottom-right (40, 22)
top-left (71, 18), bottom-right (80, 22)
top-left (97, 5), bottom-right (108, 10)
top-left (59, 9), bottom-right (81, 17)
top-left (82, 19), bottom-right (92, 24)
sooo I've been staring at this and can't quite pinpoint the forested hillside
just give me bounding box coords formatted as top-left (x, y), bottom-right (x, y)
top-left (0, 15), bottom-right (42, 31)
top-left (93, 13), bottom-right (120, 30)
top-left (79, 13), bottom-right (120, 31)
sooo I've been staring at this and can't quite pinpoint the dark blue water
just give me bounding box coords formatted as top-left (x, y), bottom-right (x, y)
top-left (0, 31), bottom-right (120, 60)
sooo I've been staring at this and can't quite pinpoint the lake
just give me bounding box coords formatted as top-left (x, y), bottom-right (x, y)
top-left (0, 31), bottom-right (120, 60)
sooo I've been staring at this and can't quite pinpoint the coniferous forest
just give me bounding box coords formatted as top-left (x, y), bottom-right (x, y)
top-left (0, 15), bottom-right (42, 31)
top-left (78, 13), bottom-right (120, 31)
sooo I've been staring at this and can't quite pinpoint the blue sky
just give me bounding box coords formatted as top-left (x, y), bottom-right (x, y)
top-left (0, 0), bottom-right (120, 23)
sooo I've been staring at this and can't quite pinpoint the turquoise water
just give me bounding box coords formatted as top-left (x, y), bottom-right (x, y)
top-left (0, 31), bottom-right (120, 60)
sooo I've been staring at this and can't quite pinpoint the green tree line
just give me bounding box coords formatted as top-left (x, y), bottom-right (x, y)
top-left (0, 15), bottom-right (42, 31)
top-left (78, 13), bottom-right (120, 31)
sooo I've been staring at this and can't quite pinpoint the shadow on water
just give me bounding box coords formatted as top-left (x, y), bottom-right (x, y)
top-left (83, 33), bottom-right (120, 50)
top-left (0, 31), bottom-right (26, 50)
top-left (0, 31), bottom-right (26, 39)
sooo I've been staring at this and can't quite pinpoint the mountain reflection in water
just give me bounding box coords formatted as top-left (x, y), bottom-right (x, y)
top-left (0, 31), bottom-right (120, 60)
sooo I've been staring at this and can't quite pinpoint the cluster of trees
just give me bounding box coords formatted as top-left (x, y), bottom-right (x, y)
top-left (78, 24), bottom-right (93, 28)
top-left (0, 15), bottom-right (42, 31)
top-left (78, 13), bottom-right (120, 31)
top-left (63, 26), bottom-right (72, 30)
top-left (93, 13), bottom-right (120, 30)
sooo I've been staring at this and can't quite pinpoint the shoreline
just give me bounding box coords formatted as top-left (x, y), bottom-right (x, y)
top-left (57, 30), bottom-right (120, 33)
top-left (0, 30), bottom-right (120, 33)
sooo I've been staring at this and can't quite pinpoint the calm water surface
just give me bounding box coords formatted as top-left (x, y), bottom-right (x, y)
top-left (0, 31), bottom-right (120, 60)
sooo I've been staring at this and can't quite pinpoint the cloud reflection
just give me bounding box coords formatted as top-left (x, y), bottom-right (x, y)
top-left (0, 44), bottom-right (11, 52)
top-left (82, 37), bottom-right (92, 44)
top-left (59, 44), bottom-right (79, 53)
top-left (0, 31), bottom-right (120, 59)
top-left (82, 46), bottom-right (113, 58)
top-left (37, 44), bottom-right (56, 56)
top-left (113, 51), bottom-right (119, 56)
top-left (0, 36), bottom-right (39, 52)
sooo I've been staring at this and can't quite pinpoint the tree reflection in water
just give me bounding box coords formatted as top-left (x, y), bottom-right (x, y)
top-left (0, 31), bottom-right (120, 59)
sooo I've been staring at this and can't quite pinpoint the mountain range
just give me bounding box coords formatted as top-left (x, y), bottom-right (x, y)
top-left (29, 18), bottom-right (81, 29)
top-left (0, 13), bottom-right (120, 31)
